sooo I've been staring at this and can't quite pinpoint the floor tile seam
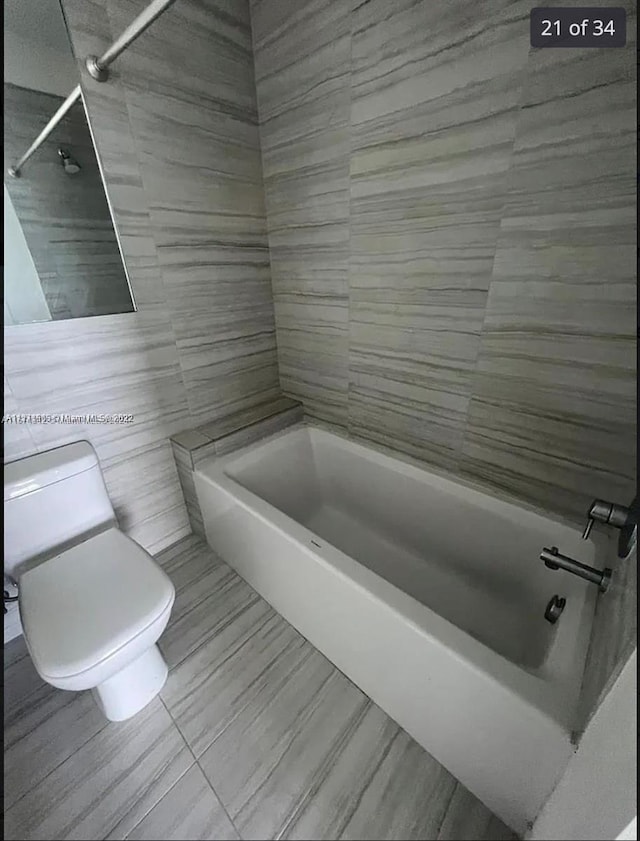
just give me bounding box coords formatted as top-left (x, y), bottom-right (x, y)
top-left (274, 696), bottom-right (376, 840)
top-left (229, 665), bottom-right (343, 825)
top-left (156, 696), bottom-right (243, 840)
top-left (116, 699), bottom-right (199, 840)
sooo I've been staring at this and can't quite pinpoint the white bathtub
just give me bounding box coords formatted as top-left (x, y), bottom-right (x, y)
top-left (195, 424), bottom-right (603, 834)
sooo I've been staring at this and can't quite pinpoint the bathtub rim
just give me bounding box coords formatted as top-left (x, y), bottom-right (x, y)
top-left (222, 418), bottom-right (612, 534)
top-left (194, 423), bottom-right (598, 731)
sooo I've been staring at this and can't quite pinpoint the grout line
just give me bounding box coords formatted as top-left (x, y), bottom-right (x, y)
top-left (157, 639), bottom-right (249, 841)
top-left (195, 754), bottom-right (244, 841)
top-left (203, 632), bottom-right (312, 757)
top-left (274, 697), bottom-right (374, 841)
top-left (116, 695), bottom-right (197, 840)
top-left (435, 780), bottom-right (464, 841)
top-left (157, 693), bottom-right (243, 839)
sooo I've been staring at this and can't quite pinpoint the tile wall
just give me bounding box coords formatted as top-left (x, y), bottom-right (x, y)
top-left (3, 0), bottom-right (280, 554)
top-left (251, 0), bottom-right (351, 426)
top-left (252, 0), bottom-right (636, 523)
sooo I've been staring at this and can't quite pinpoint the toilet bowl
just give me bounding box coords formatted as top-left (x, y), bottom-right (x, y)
top-left (4, 442), bottom-right (175, 722)
top-left (19, 527), bottom-right (174, 721)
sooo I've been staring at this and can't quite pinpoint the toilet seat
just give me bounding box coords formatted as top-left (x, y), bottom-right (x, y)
top-left (19, 528), bottom-right (175, 690)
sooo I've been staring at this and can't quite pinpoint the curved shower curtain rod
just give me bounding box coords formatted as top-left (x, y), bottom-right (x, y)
top-left (8, 0), bottom-right (178, 178)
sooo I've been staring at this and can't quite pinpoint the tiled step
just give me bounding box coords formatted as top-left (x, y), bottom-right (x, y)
top-left (170, 396), bottom-right (303, 536)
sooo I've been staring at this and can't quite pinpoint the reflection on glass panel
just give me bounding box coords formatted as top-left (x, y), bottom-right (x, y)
top-left (3, 0), bottom-right (135, 324)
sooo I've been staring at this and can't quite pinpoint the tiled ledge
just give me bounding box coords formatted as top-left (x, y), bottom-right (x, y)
top-left (171, 395), bottom-right (303, 466)
top-left (170, 396), bottom-right (303, 536)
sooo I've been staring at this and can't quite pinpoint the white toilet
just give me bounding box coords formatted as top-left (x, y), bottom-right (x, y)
top-left (4, 441), bottom-right (175, 722)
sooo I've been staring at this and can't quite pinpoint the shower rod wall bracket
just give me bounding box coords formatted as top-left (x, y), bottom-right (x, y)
top-left (7, 0), bottom-right (177, 175)
top-left (86, 56), bottom-right (109, 82)
top-left (85, 0), bottom-right (178, 84)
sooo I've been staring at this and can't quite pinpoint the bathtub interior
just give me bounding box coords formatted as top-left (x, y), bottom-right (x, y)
top-left (223, 426), bottom-right (596, 672)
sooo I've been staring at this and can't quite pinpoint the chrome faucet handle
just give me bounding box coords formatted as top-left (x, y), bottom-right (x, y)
top-left (582, 499), bottom-right (629, 540)
top-left (582, 516), bottom-right (595, 540)
top-left (582, 496), bottom-right (638, 559)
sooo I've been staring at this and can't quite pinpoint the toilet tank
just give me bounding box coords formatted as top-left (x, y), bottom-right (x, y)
top-left (4, 441), bottom-right (115, 577)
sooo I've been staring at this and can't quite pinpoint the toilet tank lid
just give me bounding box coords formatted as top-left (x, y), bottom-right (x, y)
top-left (4, 441), bottom-right (99, 502)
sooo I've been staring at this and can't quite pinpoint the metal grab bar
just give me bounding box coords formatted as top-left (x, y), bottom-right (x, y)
top-left (85, 0), bottom-right (178, 81)
top-left (8, 86), bottom-right (82, 178)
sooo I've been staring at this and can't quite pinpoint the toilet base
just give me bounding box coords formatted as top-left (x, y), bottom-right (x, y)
top-left (91, 645), bottom-right (168, 721)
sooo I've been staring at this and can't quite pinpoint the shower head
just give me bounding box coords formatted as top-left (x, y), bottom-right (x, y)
top-left (58, 148), bottom-right (81, 175)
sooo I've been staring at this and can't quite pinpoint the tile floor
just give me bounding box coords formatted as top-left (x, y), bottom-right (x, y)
top-left (4, 534), bottom-right (517, 840)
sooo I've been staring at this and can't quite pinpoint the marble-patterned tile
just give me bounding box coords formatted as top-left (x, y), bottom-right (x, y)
top-left (196, 395), bottom-right (301, 443)
top-left (158, 561), bottom-right (263, 672)
top-left (101, 438), bottom-right (189, 549)
top-left (213, 402), bottom-right (303, 456)
top-left (188, 440), bottom-right (218, 467)
top-left (578, 542), bottom-right (637, 727)
top-left (126, 765), bottom-right (239, 841)
top-left (170, 397), bottom-right (303, 489)
top-left (192, 636), bottom-right (511, 837)
top-left (155, 533), bottom-right (222, 591)
top-left (198, 649), bottom-right (369, 840)
top-left (177, 335), bottom-right (281, 429)
top-left (125, 503), bottom-right (191, 557)
top-left (348, 347), bottom-right (474, 473)
top-left (4, 634), bottom-right (30, 669)
top-left (5, 677), bottom-right (107, 811)
top-left (4, 646), bottom-right (108, 815)
top-left (164, 604), bottom-right (309, 760)
top-left (171, 439), bottom-right (199, 470)
top-left (273, 302), bottom-right (350, 428)
top-left (4, 698), bottom-right (194, 841)
top-left (461, 14), bottom-right (637, 521)
top-left (3, 375), bottom-right (38, 463)
top-left (170, 430), bottom-right (211, 454)
top-left (151, 247), bottom-right (279, 426)
top-left (159, 561), bottom-right (242, 665)
top-left (276, 700), bottom-right (442, 840)
top-left (5, 535), bottom-right (516, 841)
top-left (3, 310), bottom-right (191, 465)
top-left (335, 726), bottom-right (456, 840)
top-left (5, 313), bottom-right (189, 551)
top-left (251, 0), bottom-right (351, 426)
top-left (169, 456), bottom-right (206, 537)
top-left (348, 0), bottom-right (530, 468)
top-left (103, 0), bottom-right (281, 425)
top-left (157, 544), bottom-right (323, 766)
top-left (4, 636), bottom-right (54, 725)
